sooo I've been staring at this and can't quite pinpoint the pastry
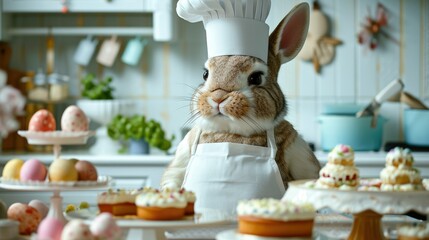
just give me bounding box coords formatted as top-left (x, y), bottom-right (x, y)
top-left (163, 188), bottom-right (196, 215)
top-left (237, 198), bottom-right (315, 238)
top-left (97, 188), bottom-right (144, 216)
top-left (61, 219), bottom-right (94, 240)
top-left (316, 144), bottom-right (359, 189)
top-left (28, 109), bottom-right (56, 131)
top-left (19, 159), bottom-right (47, 181)
top-left (2, 159), bottom-right (24, 180)
top-left (37, 216), bottom-right (64, 240)
top-left (7, 203), bottom-right (41, 235)
top-left (380, 147), bottom-right (424, 191)
top-left (135, 190), bottom-right (187, 220)
top-left (90, 212), bottom-right (122, 240)
top-left (397, 223), bottom-right (429, 240)
top-left (61, 105), bottom-right (89, 132)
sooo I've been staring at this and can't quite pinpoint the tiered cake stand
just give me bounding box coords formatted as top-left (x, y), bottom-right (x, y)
top-left (0, 131), bottom-right (110, 223)
top-left (283, 180), bottom-right (429, 240)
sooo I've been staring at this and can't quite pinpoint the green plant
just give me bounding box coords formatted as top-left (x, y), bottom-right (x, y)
top-left (107, 114), bottom-right (175, 153)
top-left (80, 74), bottom-right (114, 100)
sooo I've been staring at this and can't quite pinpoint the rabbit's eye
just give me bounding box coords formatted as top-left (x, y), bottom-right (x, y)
top-left (248, 71), bottom-right (263, 86)
top-left (203, 69), bottom-right (209, 81)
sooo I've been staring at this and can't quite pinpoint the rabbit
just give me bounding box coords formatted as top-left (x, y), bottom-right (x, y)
top-left (161, 3), bottom-right (321, 209)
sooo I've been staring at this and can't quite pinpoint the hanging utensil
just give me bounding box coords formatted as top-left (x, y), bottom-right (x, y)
top-left (356, 78), bottom-right (404, 118)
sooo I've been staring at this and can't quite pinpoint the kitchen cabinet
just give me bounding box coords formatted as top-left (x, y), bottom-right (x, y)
top-left (1, 0), bottom-right (176, 41)
top-left (3, 0), bottom-right (153, 13)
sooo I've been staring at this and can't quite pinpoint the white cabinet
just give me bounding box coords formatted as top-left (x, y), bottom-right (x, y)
top-left (3, 0), bottom-right (152, 13)
top-left (1, 0), bottom-right (176, 41)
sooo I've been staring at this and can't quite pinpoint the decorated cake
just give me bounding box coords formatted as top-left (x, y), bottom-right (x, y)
top-left (397, 223), bottom-right (429, 240)
top-left (380, 147), bottom-right (423, 191)
top-left (135, 190), bottom-right (187, 220)
top-left (163, 188), bottom-right (196, 215)
top-left (316, 144), bottom-right (359, 190)
top-left (236, 198), bottom-right (315, 238)
top-left (97, 188), bottom-right (146, 216)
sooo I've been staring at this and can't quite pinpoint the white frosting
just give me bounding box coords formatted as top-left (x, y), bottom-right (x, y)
top-left (398, 223), bottom-right (429, 238)
top-left (380, 166), bottom-right (421, 184)
top-left (97, 189), bottom-right (144, 204)
top-left (237, 198), bottom-right (315, 221)
top-left (380, 183), bottom-right (424, 191)
top-left (386, 147), bottom-right (414, 166)
top-left (328, 144), bottom-right (354, 163)
top-left (135, 191), bottom-right (187, 208)
top-left (423, 179), bottom-right (429, 190)
top-left (318, 163), bottom-right (359, 187)
top-left (163, 188), bottom-right (196, 203)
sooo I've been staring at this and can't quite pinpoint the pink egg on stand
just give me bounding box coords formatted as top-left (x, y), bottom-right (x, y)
top-left (61, 105), bottom-right (89, 132)
top-left (37, 216), bottom-right (64, 240)
top-left (20, 159), bottom-right (47, 181)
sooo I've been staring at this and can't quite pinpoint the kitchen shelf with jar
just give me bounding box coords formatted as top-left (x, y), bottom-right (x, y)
top-left (0, 0), bottom-right (176, 41)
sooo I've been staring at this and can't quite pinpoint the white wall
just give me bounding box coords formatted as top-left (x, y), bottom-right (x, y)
top-left (7, 0), bottom-right (429, 151)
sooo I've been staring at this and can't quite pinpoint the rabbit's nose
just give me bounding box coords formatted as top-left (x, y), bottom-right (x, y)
top-left (211, 89), bottom-right (228, 104)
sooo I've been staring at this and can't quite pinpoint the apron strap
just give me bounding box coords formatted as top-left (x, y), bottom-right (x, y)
top-left (266, 128), bottom-right (277, 159)
top-left (191, 128), bottom-right (202, 155)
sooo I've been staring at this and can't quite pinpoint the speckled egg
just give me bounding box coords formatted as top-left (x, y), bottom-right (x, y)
top-left (61, 105), bottom-right (89, 132)
top-left (61, 219), bottom-right (94, 240)
top-left (20, 159), bottom-right (47, 181)
top-left (75, 160), bottom-right (98, 181)
top-left (2, 159), bottom-right (24, 180)
top-left (37, 216), bottom-right (64, 240)
top-left (7, 203), bottom-right (41, 235)
top-left (90, 213), bottom-right (122, 240)
top-left (28, 109), bottom-right (56, 131)
top-left (28, 200), bottom-right (49, 219)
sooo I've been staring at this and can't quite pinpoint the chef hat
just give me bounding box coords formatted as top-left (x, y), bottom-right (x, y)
top-left (177, 0), bottom-right (271, 62)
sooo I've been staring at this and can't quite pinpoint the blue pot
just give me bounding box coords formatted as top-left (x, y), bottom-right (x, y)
top-left (404, 109), bottom-right (429, 146)
top-left (318, 115), bottom-right (387, 151)
top-left (129, 138), bottom-right (150, 155)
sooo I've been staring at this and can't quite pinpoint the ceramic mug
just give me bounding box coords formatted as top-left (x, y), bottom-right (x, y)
top-left (96, 36), bottom-right (121, 67)
top-left (73, 35), bottom-right (98, 66)
top-left (121, 37), bottom-right (148, 66)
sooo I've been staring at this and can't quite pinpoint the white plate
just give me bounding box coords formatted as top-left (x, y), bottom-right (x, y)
top-left (0, 176), bottom-right (111, 191)
top-left (18, 130), bottom-right (95, 145)
top-left (216, 230), bottom-right (312, 240)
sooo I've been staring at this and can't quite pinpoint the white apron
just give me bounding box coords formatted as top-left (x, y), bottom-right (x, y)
top-left (182, 128), bottom-right (285, 214)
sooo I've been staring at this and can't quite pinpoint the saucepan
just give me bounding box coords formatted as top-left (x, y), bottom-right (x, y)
top-left (401, 92), bottom-right (429, 146)
top-left (318, 103), bottom-right (387, 151)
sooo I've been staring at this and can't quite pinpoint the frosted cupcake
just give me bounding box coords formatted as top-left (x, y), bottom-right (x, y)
top-left (397, 223), bottom-right (429, 240)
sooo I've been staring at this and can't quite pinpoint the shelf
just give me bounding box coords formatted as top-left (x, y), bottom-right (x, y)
top-left (8, 27), bottom-right (154, 36)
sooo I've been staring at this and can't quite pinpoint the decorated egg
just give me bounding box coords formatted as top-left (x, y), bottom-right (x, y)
top-left (90, 213), bottom-right (122, 240)
top-left (7, 203), bottom-right (41, 235)
top-left (20, 159), bottom-right (47, 181)
top-left (48, 159), bottom-right (78, 182)
top-left (75, 160), bottom-right (98, 181)
top-left (61, 105), bottom-right (89, 132)
top-left (28, 109), bottom-right (56, 131)
top-left (2, 159), bottom-right (24, 180)
top-left (61, 219), bottom-right (94, 240)
top-left (37, 216), bottom-right (64, 240)
top-left (28, 200), bottom-right (49, 219)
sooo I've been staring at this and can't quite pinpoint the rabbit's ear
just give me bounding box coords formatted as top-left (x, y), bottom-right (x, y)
top-left (269, 3), bottom-right (309, 64)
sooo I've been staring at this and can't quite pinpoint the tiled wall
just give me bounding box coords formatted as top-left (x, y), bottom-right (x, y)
top-left (7, 0), bottom-right (429, 151)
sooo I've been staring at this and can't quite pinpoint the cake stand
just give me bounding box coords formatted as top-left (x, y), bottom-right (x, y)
top-left (283, 179), bottom-right (429, 240)
top-left (0, 130), bottom-right (110, 224)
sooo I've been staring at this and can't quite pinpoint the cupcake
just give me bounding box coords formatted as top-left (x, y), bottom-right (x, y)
top-left (135, 191), bottom-right (187, 220)
top-left (163, 188), bottom-right (196, 215)
top-left (237, 198), bottom-right (315, 238)
top-left (97, 188), bottom-right (145, 216)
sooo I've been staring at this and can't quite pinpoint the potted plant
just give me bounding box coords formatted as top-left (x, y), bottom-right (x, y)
top-left (107, 114), bottom-right (174, 154)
